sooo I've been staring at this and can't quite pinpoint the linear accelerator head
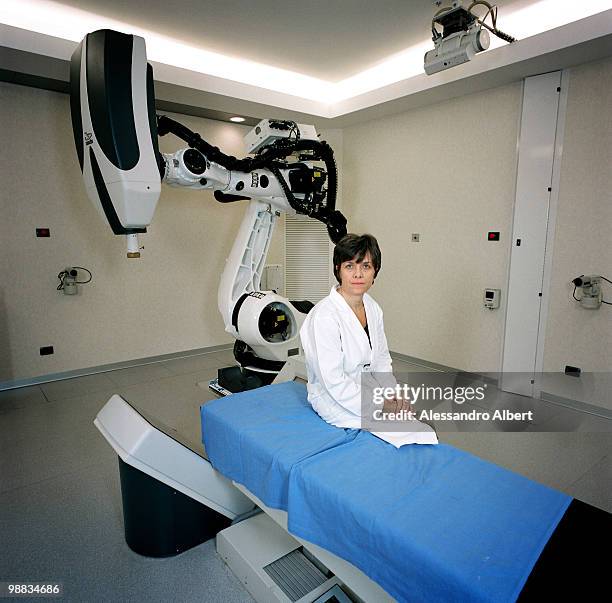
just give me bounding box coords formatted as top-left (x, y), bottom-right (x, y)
top-left (69, 30), bottom-right (164, 257)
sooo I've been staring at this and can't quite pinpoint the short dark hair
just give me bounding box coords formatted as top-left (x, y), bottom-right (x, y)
top-left (333, 233), bottom-right (381, 284)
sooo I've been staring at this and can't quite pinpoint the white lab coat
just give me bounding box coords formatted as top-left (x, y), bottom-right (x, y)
top-left (299, 285), bottom-right (396, 429)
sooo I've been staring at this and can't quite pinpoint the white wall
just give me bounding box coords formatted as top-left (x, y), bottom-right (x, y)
top-left (542, 57), bottom-right (612, 374)
top-left (342, 56), bottom-right (612, 395)
top-left (342, 83), bottom-right (522, 372)
top-left (0, 83), bottom-right (284, 382)
top-left (3, 55), bottom-right (610, 387)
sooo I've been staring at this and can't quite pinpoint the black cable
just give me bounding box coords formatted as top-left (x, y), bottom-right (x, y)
top-left (72, 266), bottom-right (93, 284)
top-left (468, 0), bottom-right (517, 43)
top-left (478, 19), bottom-right (517, 43)
top-left (57, 267), bottom-right (92, 290)
top-left (601, 275), bottom-right (612, 304)
top-left (264, 120), bottom-right (300, 153)
top-left (268, 162), bottom-right (299, 211)
top-left (157, 115), bottom-right (339, 213)
top-left (601, 276), bottom-right (612, 304)
top-left (571, 275), bottom-right (611, 306)
top-left (157, 115), bottom-right (343, 239)
top-left (158, 115), bottom-right (300, 174)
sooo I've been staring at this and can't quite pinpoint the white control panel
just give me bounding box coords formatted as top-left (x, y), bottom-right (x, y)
top-left (244, 120), bottom-right (318, 154)
top-left (484, 288), bottom-right (501, 309)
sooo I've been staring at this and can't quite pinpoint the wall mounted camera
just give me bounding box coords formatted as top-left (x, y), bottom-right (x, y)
top-left (57, 266), bottom-right (92, 295)
top-left (424, 1), bottom-right (516, 75)
top-left (572, 275), bottom-right (604, 309)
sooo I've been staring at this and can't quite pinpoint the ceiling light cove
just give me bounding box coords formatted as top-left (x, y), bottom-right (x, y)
top-left (0, 0), bottom-right (336, 102)
top-left (2, 0), bottom-right (612, 108)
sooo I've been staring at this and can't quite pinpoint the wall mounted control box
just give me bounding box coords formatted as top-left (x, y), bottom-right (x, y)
top-left (484, 288), bottom-right (501, 309)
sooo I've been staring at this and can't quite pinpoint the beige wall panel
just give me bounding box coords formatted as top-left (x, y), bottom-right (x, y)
top-left (342, 83), bottom-right (522, 372)
top-left (4, 55), bottom-right (609, 388)
top-left (542, 57), bottom-right (612, 375)
top-left (0, 83), bottom-right (283, 381)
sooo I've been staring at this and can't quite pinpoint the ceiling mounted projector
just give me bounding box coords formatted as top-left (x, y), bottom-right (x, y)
top-left (424, 0), bottom-right (516, 75)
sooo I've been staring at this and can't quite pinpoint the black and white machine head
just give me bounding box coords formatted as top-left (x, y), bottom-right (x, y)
top-left (70, 30), bottom-right (164, 258)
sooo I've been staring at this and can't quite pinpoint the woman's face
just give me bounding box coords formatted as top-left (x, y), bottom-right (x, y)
top-left (338, 252), bottom-right (375, 296)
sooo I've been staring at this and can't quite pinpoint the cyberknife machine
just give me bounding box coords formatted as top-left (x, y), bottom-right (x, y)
top-left (70, 29), bottom-right (347, 393)
top-left (71, 28), bottom-right (369, 603)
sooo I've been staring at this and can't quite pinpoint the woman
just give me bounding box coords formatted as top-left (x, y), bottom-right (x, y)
top-left (300, 233), bottom-right (437, 445)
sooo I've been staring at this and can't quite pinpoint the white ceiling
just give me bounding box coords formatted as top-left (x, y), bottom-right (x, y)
top-left (43, 0), bottom-right (530, 81)
top-left (2, 1), bottom-right (612, 125)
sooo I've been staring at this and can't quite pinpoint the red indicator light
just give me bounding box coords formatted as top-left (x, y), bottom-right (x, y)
top-left (488, 231), bottom-right (500, 241)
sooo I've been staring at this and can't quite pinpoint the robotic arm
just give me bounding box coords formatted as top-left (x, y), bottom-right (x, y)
top-left (156, 114), bottom-right (346, 340)
top-left (70, 29), bottom-right (347, 392)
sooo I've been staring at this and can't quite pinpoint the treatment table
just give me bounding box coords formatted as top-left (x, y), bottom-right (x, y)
top-left (201, 381), bottom-right (611, 603)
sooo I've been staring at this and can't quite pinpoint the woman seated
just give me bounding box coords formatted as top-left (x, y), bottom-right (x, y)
top-left (300, 233), bottom-right (437, 446)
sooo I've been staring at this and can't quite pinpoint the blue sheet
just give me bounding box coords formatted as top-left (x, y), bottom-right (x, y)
top-left (201, 382), bottom-right (572, 603)
top-left (200, 381), bottom-right (356, 510)
top-left (288, 431), bottom-right (571, 603)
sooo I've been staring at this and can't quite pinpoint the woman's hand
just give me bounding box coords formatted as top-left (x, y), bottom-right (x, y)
top-left (382, 396), bottom-right (415, 418)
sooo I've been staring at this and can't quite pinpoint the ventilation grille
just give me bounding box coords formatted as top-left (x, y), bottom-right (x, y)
top-left (263, 548), bottom-right (328, 601)
top-left (285, 214), bottom-right (331, 303)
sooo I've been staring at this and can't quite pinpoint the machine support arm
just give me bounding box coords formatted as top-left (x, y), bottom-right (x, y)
top-left (157, 115), bottom-right (345, 242)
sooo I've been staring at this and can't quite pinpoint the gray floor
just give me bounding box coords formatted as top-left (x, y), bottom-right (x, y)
top-left (1, 353), bottom-right (610, 603)
top-left (0, 350), bottom-right (254, 603)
